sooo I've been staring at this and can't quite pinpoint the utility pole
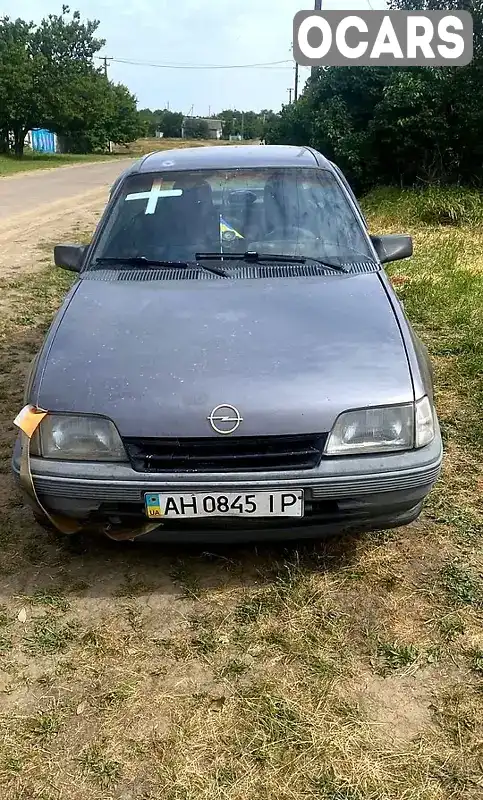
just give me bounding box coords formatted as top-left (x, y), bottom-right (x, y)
top-left (291, 39), bottom-right (299, 102)
top-left (287, 87), bottom-right (293, 104)
top-left (101, 56), bottom-right (112, 154)
top-left (311, 0), bottom-right (322, 78)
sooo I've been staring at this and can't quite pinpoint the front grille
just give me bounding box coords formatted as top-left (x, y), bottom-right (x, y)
top-left (123, 434), bottom-right (326, 473)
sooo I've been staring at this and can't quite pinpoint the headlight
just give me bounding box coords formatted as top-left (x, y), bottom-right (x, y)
top-left (324, 404), bottom-right (414, 456)
top-left (324, 397), bottom-right (435, 456)
top-left (30, 414), bottom-right (127, 461)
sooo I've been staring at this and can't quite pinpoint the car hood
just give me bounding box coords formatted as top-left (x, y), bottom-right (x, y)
top-left (36, 274), bottom-right (414, 438)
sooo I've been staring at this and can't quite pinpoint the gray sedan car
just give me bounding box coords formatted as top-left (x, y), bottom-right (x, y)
top-left (12, 145), bottom-right (443, 543)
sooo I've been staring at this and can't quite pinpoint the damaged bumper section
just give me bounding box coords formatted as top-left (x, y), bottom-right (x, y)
top-left (12, 406), bottom-right (161, 542)
top-left (12, 407), bottom-right (443, 544)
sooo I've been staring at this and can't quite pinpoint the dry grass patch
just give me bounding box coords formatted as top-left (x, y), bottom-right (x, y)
top-left (113, 137), bottom-right (260, 156)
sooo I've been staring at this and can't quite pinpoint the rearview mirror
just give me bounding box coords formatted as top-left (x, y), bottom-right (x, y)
top-left (370, 234), bottom-right (413, 264)
top-left (54, 244), bottom-right (87, 272)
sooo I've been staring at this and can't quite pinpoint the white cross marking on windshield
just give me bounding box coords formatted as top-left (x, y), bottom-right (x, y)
top-left (125, 179), bottom-right (182, 214)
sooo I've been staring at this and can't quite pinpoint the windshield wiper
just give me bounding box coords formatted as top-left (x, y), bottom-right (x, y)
top-left (299, 256), bottom-right (351, 274)
top-left (195, 251), bottom-right (350, 273)
top-left (92, 256), bottom-right (228, 278)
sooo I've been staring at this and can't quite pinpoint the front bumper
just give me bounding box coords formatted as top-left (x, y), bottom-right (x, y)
top-left (12, 430), bottom-right (443, 542)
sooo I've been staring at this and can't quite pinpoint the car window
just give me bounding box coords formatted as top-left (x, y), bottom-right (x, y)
top-left (89, 166), bottom-right (375, 269)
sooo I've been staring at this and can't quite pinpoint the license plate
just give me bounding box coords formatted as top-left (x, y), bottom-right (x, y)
top-left (144, 490), bottom-right (304, 519)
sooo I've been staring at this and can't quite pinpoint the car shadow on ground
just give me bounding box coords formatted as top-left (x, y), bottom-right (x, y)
top-left (3, 491), bottom-right (369, 601)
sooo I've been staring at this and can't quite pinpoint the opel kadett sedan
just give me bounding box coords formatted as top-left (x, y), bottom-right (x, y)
top-left (12, 145), bottom-right (443, 543)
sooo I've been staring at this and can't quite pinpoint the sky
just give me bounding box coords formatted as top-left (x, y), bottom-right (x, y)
top-left (3, 1), bottom-right (387, 115)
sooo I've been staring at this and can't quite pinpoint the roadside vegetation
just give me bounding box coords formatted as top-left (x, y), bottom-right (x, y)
top-left (0, 186), bottom-right (481, 799)
top-left (0, 151), bottom-right (128, 177)
top-left (266, 0), bottom-right (483, 194)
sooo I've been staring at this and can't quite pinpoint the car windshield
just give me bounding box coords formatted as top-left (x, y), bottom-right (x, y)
top-left (89, 166), bottom-right (375, 269)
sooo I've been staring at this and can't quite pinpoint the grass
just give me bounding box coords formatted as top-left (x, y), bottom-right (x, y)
top-left (22, 617), bottom-right (79, 655)
top-left (0, 151), bottom-right (126, 177)
top-left (0, 184), bottom-right (481, 798)
top-left (78, 743), bottom-right (122, 788)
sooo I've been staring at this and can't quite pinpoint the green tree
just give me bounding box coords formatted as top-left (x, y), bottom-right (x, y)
top-left (54, 73), bottom-right (142, 153)
top-left (138, 108), bottom-right (183, 138)
top-left (138, 108), bottom-right (155, 136)
top-left (0, 17), bottom-right (43, 155)
top-left (0, 6), bottom-right (141, 157)
top-left (387, 0), bottom-right (483, 182)
top-left (266, 1), bottom-right (483, 190)
top-left (239, 111), bottom-right (263, 140)
top-left (265, 99), bottom-right (312, 147)
top-left (156, 109), bottom-right (183, 138)
top-left (216, 109), bottom-right (272, 140)
top-left (106, 83), bottom-right (143, 147)
top-left (217, 110), bottom-right (240, 138)
top-left (183, 118), bottom-right (210, 139)
top-left (0, 6), bottom-right (106, 156)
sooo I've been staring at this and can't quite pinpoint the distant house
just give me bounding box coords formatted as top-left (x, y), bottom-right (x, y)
top-left (181, 117), bottom-right (223, 140)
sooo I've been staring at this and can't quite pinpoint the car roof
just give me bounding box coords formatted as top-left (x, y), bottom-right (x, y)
top-left (126, 144), bottom-right (332, 176)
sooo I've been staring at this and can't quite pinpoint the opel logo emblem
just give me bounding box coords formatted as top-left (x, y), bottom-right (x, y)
top-left (208, 404), bottom-right (243, 435)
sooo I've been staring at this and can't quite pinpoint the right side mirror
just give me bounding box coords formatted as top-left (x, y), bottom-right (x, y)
top-left (370, 234), bottom-right (413, 264)
top-left (54, 244), bottom-right (87, 272)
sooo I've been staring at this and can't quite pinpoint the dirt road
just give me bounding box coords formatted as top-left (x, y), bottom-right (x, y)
top-left (0, 159), bottom-right (133, 278)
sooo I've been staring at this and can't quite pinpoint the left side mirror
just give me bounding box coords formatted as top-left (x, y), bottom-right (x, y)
top-left (54, 244), bottom-right (87, 272)
top-left (370, 234), bottom-right (413, 264)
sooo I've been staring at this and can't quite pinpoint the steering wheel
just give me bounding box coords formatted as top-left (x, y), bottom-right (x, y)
top-left (264, 225), bottom-right (319, 240)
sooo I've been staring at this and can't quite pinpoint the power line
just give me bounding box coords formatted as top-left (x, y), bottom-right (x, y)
top-left (96, 56), bottom-right (294, 70)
